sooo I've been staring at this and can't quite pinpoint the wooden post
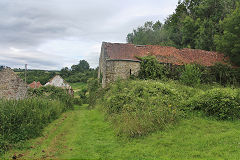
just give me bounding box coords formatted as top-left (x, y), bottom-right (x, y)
top-left (25, 64), bottom-right (27, 83)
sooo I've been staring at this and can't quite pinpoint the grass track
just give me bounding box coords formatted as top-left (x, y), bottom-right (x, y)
top-left (2, 105), bottom-right (240, 160)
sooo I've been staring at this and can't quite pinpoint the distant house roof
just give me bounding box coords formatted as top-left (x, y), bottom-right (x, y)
top-left (45, 75), bottom-right (72, 90)
top-left (103, 42), bottom-right (227, 66)
top-left (29, 81), bottom-right (42, 89)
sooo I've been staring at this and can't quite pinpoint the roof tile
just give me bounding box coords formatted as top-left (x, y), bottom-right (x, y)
top-left (104, 43), bottom-right (227, 66)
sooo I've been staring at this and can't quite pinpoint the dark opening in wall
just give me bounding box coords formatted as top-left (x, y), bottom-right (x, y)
top-left (130, 69), bottom-right (132, 76)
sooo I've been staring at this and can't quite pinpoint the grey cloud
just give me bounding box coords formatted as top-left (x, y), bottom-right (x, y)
top-left (0, 48), bottom-right (74, 70)
top-left (0, 0), bottom-right (178, 69)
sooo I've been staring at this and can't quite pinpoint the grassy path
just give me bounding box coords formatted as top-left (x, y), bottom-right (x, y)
top-left (2, 105), bottom-right (240, 159)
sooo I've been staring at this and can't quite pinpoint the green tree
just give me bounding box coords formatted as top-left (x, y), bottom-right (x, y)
top-left (60, 67), bottom-right (71, 77)
top-left (71, 60), bottom-right (90, 72)
top-left (126, 21), bottom-right (169, 45)
top-left (127, 0), bottom-right (237, 52)
top-left (215, 2), bottom-right (240, 66)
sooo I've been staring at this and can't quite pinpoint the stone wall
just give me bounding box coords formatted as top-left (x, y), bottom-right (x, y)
top-left (98, 42), bottom-right (141, 87)
top-left (98, 42), bottom-right (108, 87)
top-left (0, 68), bottom-right (28, 100)
top-left (104, 60), bottom-right (140, 87)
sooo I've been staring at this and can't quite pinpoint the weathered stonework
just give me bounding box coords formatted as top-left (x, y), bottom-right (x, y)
top-left (98, 42), bottom-right (140, 87)
top-left (0, 68), bottom-right (28, 100)
top-left (104, 60), bottom-right (140, 86)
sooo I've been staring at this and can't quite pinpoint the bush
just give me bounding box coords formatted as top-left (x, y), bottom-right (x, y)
top-left (0, 98), bottom-right (70, 153)
top-left (28, 86), bottom-right (74, 111)
top-left (138, 56), bottom-right (240, 87)
top-left (87, 78), bottom-right (100, 108)
top-left (74, 98), bottom-right (82, 105)
top-left (76, 87), bottom-right (88, 104)
top-left (208, 63), bottom-right (240, 86)
top-left (138, 56), bottom-right (166, 80)
top-left (184, 88), bottom-right (240, 120)
top-left (99, 80), bottom-right (197, 137)
top-left (180, 64), bottom-right (201, 86)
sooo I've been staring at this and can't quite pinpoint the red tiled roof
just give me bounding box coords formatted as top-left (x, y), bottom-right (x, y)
top-left (29, 81), bottom-right (42, 89)
top-left (103, 42), bottom-right (227, 66)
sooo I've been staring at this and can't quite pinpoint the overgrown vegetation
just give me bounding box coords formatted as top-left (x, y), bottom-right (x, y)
top-left (180, 64), bottom-right (201, 86)
top-left (28, 86), bottom-right (74, 109)
top-left (99, 80), bottom-right (198, 137)
top-left (138, 56), bottom-right (166, 80)
top-left (138, 56), bottom-right (240, 86)
top-left (184, 88), bottom-right (240, 120)
top-left (96, 79), bottom-right (240, 138)
top-left (0, 86), bottom-right (74, 153)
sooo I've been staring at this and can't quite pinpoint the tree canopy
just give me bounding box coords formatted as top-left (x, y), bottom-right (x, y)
top-left (215, 2), bottom-right (240, 66)
top-left (126, 0), bottom-right (239, 66)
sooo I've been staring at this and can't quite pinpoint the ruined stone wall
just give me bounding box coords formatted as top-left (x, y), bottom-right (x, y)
top-left (98, 42), bottom-right (141, 87)
top-left (0, 68), bottom-right (28, 100)
top-left (98, 42), bottom-right (108, 87)
top-left (104, 60), bottom-right (140, 87)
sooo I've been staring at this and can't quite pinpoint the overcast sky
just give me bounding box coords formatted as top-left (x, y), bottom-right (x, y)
top-left (0, 0), bottom-right (178, 70)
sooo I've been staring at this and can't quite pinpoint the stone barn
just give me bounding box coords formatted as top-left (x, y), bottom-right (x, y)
top-left (45, 75), bottom-right (74, 96)
top-left (98, 42), bottom-right (226, 87)
top-left (0, 68), bottom-right (28, 99)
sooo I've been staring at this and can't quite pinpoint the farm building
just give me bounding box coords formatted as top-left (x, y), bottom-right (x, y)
top-left (29, 81), bottom-right (42, 89)
top-left (98, 42), bottom-right (227, 87)
top-left (45, 75), bottom-right (74, 95)
top-left (0, 68), bottom-right (28, 99)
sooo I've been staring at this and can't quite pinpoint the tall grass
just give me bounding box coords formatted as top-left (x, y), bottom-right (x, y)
top-left (0, 98), bottom-right (70, 153)
top-left (98, 79), bottom-right (240, 137)
top-left (0, 86), bottom-right (75, 153)
top-left (99, 80), bottom-right (199, 137)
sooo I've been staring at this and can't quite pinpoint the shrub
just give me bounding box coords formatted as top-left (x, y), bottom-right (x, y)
top-left (28, 86), bottom-right (74, 110)
top-left (100, 80), bottom-right (197, 137)
top-left (87, 78), bottom-right (100, 108)
top-left (0, 98), bottom-right (70, 153)
top-left (208, 63), bottom-right (240, 86)
top-left (76, 87), bottom-right (88, 104)
top-left (180, 64), bottom-right (201, 86)
top-left (184, 88), bottom-right (240, 120)
top-left (74, 97), bottom-right (82, 105)
top-left (138, 56), bottom-right (166, 80)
